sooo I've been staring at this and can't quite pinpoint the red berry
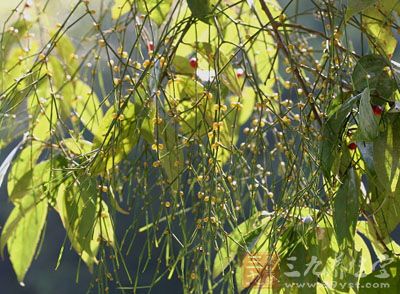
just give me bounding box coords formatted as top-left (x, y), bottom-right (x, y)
top-left (147, 41), bottom-right (154, 52)
top-left (236, 68), bottom-right (244, 78)
top-left (348, 142), bottom-right (357, 150)
top-left (189, 57), bottom-right (198, 69)
top-left (372, 105), bottom-right (383, 116)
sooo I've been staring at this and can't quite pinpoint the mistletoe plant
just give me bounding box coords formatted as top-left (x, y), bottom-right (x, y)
top-left (0, 0), bottom-right (400, 293)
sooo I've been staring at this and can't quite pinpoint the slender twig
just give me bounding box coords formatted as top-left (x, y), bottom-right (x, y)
top-left (258, 0), bottom-right (322, 126)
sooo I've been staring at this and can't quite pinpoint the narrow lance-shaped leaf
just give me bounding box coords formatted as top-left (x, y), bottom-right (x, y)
top-left (320, 95), bottom-right (358, 178)
top-left (333, 167), bottom-right (360, 247)
top-left (371, 113), bottom-right (400, 236)
top-left (160, 122), bottom-right (184, 192)
top-left (229, 86), bottom-right (256, 126)
top-left (358, 88), bottom-right (379, 141)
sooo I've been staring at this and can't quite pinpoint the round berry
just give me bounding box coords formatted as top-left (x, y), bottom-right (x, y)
top-left (348, 142), bottom-right (357, 150)
top-left (372, 105), bottom-right (383, 116)
top-left (189, 57), bottom-right (198, 69)
top-left (147, 41), bottom-right (154, 52)
top-left (236, 68), bottom-right (245, 78)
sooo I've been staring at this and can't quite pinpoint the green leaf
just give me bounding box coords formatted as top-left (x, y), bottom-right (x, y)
top-left (56, 179), bottom-right (115, 270)
top-left (345, 0), bottom-right (377, 21)
top-left (140, 115), bottom-right (155, 145)
top-left (160, 122), bottom-right (184, 192)
top-left (371, 114), bottom-right (400, 235)
top-left (227, 0), bottom-right (280, 85)
top-left (332, 247), bottom-right (362, 292)
top-left (213, 212), bottom-right (270, 279)
top-left (320, 95), bottom-right (358, 179)
top-left (352, 54), bottom-right (396, 101)
top-left (52, 31), bottom-right (79, 74)
top-left (229, 86), bottom-right (256, 125)
top-left (333, 168), bottom-right (360, 247)
top-left (359, 258), bottom-right (400, 293)
top-left (62, 138), bottom-right (93, 155)
top-left (172, 55), bottom-right (196, 75)
top-left (27, 83), bottom-right (60, 142)
top-left (356, 220), bottom-right (395, 262)
top-left (318, 227), bottom-right (341, 288)
top-left (280, 229), bottom-right (319, 293)
top-left (134, 99), bottom-right (155, 145)
top-left (212, 108), bottom-right (241, 166)
top-left (354, 233), bottom-right (373, 275)
top-left (187, 0), bottom-right (217, 24)
top-left (363, 3), bottom-right (398, 57)
top-left (0, 194), bottom-right (48, 283)
top-left (9, 160), bottom-right (50, 201)
top-left (138, 0), bottom-right (174, 25)
top-left (47, 56), bottom-right (66, 89)
top-left (111, 0), bottom-right (132, 19)
top-left (234, 223), bottom-right (281, 292)
top-left (91, 102), bottom-right (139, 172)
top-left (8, 156), bottom-right (65, 203)
top-left (358, 142), bottom-right (375, 172)
top-left (7, 142), bottom-right (43, 201)
top-left (94, 199), bottom-right (115, 247)
top-left (69, 81), bottom-right (103, 133)
top-left (165, 75), bottom-right (210, 135)
top-left (108, 185), bottom-right (129, 215)
top-left (358, 88), bottom-right (380, 141)
top-left (0, 19), bottom-right (31, 58)
top-left (112, 0), bottom-right (173, 25)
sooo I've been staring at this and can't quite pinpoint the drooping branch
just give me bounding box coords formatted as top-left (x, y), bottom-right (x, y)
top-left (258, 0), bottom-right (323, 126)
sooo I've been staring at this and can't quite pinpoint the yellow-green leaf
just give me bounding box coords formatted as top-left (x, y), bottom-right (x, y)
top-left (358, 88), bottom-right (379, 141)
top-left (62, 138), bottom-right (93, 155)
top-left (160, 122), bottom-right (184, 192)
top-left (1, 194), bottom-right (48, 283)
top-left (112, 0), bottom-right (173, 25)
top-left (345, 0), bottom-right (377, 21)
top-left (56, 179), bottom-right (114, 270)
top-left (364, 4), bottom-right (398, 56)
top-left (7, 141), bottom-right (43, 201)
top-left (371, 114), bottom-right (400, 236)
